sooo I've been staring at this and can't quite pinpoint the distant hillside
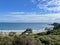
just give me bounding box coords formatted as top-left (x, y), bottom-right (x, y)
top-left (52, 23), bottom-right (60, 30)
top-left (37, 23), bottom-right (60, 35)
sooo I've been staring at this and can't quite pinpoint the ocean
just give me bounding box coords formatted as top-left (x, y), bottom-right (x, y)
top-left (0, 23), bottom-right (53, 32)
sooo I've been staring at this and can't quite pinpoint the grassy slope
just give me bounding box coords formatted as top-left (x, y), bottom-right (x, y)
top-left (38, 35), bottom-right (60, 45)
top-left (35, 29), bottom-right (60, 45)
top-left (0, 34), bottom-right (60, 45)
top-left (0, 29), bottom-right (60, 45)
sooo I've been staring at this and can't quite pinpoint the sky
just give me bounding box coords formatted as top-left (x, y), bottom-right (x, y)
top-left (0, 0), bottom-right (60, 23)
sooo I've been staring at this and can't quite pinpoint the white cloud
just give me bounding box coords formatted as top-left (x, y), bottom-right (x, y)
top-left (8, 12), bottom-right (37, 15)
top-left (31, 0), bottom-right (60, 12)
top-left (0, 13), bottom-right (60, 23)
top-left (9, 12), bottom-right (25, 15)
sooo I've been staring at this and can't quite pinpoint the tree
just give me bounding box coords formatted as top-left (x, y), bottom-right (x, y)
top-left (22, 28), bottom-right (32, 35)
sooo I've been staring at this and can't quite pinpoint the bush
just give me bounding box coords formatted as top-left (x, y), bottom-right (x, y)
top-left (22, 28), bottom-right (32, 35)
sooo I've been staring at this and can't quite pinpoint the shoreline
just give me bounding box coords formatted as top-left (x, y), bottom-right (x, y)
top-left (0, 29), bottom-right (46, 34)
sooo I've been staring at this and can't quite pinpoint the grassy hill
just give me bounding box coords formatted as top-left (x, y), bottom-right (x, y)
top-left (38, 35), bottom-right (60, 45)
top-left (0, 34), bottom-right (60, 45)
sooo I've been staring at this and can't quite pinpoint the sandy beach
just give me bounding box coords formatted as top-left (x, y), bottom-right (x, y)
top-left (0, 29), bottom-right (46, 35)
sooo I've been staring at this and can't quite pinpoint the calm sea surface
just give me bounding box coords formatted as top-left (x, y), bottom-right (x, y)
top-left (0, 23), bottom-right (53, 30)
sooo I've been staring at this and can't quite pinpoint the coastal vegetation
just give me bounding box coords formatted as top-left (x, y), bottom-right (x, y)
top-left (0, 23), bottom-right (60, 45)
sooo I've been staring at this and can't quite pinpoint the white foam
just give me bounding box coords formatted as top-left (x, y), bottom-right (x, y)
top-left (0, 29), bottom-right (46, 33)
top-left (0, 30), bottom-right (25, 32)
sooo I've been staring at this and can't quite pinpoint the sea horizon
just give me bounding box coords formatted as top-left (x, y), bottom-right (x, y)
top-left (0, 22), bottom-right (54, 32)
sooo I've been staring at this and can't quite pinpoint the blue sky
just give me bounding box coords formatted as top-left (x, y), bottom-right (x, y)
top-left (0, 0), bottom-right (60, 23)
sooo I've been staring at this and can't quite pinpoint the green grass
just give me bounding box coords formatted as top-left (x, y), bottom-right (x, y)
top-left (0, 28), bottom-right (60, 45)
top-left (38, 35), bottom-right (60, 45)
top-left (0, 34), bottom-right (60, 45)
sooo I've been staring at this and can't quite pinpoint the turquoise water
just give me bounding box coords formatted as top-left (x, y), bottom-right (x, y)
top-left (0, 23), bottom-right (53, 30)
